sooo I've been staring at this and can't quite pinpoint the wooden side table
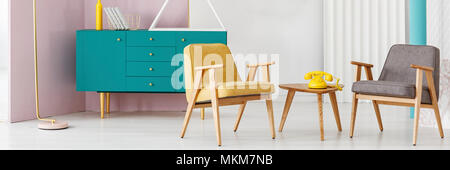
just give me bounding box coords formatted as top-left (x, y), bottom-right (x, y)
top-left (278, 84), bottom-right (344, 141)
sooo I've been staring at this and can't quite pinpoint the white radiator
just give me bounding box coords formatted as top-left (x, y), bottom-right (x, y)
top-left (324, 0), bottom-right (406, 102)
top-left (422, 0), bottom-right (450, 129)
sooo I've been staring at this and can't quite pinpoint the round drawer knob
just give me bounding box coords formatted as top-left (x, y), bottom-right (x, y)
top-left (181, 38), bottom-right (185, 42)
top-left (117, 38), bottom-right (121, 42)
top-left (149, 53), bottom-right (154, 56)
top-left (149, 68), bottom-right (154, 71)
top-left (149, 37), bottom-right (154, 41)
top-left (148, 83), bottom-right (153, 86)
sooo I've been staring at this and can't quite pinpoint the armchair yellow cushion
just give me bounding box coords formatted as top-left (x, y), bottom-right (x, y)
top-left (184, 43), bottom-right (274, 103)
top-left (193, 81), bottom-right (274, 103)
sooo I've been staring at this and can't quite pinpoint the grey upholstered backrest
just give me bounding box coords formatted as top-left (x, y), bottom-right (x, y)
top-left (379, 44), bottom-right (440, 99)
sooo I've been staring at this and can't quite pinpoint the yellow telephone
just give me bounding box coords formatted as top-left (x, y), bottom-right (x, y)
top-left (305, 71), bottom-right (342, 91)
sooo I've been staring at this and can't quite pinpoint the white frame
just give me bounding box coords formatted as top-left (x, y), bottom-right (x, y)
top-left (149, 0), bottom-right (226, 31)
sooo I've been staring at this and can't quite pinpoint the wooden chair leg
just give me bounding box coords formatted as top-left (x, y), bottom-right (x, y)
top-left (200, 108), bottom-right (205, 120)
top-left (206, 68), bottom-right (222, 146)
top-left (180, 101), bottom-right (196, 138)
top-left (266, 99), bottom-right (276, 139)
top-left (425, 71), bottom-right (445, 139)
top-left (372, 101), bottom-right (384, 131)
top-left (100, 93), bottom-right (105, 119)
top-left (350, 65), bottom-right (362, 138)
top-left (329, 92), bottom-right (342, 132)
top-left (413, 70), bottom-right (424, 146)
top-left (413, 101), bottom-right (421, 146)
top-left (180, 89), bottom-right (201, 138)
top-left (363, 65), bottom-right (383, 131)
top-left (350, 93), bottom-right (359, 138)
top-left (279, 90), bottom-right (296, 132)
top-left (211, 90), bottom-right (222, 146)
top-left (233, 102), bottom-right (247, 132)
top-left (433, 103), bottom-right (445, 138)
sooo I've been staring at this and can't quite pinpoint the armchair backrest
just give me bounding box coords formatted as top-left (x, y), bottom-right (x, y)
top-left (379, 44), bottom-right (440, 98)
top-left (184, 44), bottom-right (241, 101)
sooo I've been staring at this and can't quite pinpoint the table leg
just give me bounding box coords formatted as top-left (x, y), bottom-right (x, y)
top-left (329, 92), bottom-right (342, 132)
top-left (317, 94), bottom-right (324, 141)
top-left (279, 90), bottom-right (296, 132)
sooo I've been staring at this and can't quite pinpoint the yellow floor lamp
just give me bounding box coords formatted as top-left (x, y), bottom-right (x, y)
top-left (33, 0), bottom-right (69, 130)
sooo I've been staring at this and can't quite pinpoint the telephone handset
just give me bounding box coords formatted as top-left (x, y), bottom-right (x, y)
top-left (304, 71), bottom-right (342, 91)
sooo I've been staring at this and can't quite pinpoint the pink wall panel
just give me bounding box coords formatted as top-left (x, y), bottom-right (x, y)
top-left (10, 0), bottom-right (189, 122)
top-left (10, 0), bottom-right (86, 122)
top-left (83, 0), bottom-right (189, 112)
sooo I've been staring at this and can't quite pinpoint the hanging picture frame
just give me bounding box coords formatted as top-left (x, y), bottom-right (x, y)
top-left (148, 0), bottom-right (226, 31)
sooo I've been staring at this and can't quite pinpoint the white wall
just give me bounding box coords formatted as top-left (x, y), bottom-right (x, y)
top-left (0, 0), bottom-right (8, 70)
top-left (190, 0), bottom-right (324, 89)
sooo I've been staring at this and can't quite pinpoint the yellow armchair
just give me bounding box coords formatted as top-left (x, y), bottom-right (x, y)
top-left (180, 44), bottom-right (276, 146)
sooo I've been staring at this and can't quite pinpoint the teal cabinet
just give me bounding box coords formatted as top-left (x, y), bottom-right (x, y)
top-left (76, 30), bottom-right (227, 93)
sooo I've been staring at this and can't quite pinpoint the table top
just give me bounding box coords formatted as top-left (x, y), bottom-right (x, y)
top-left (279, 83), bottom-right (344, 94)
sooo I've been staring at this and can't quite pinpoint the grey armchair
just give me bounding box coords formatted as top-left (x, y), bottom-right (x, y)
top-left (350, 44), bottom-right (444, 146)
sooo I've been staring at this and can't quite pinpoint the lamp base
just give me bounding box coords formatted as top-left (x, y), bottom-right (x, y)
top-left (38, 121), bottom-right (69, 130)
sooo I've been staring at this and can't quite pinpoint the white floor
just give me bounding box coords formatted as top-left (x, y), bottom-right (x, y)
top-left (0, 101), bottom-right (449, 150)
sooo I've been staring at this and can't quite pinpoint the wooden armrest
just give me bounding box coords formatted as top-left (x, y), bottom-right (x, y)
top-left (247, 61), bottom-right (276, 68)
top-left (351, 61), bottom-right (374, 68)
top-left (411, 64), bottom-right (434, 72)
top-left (245, 62), bottom-right (275, 82)
top-left (194, 64), bottom-right (224, 71)
top-left (191, 64), bottom-right (223, 90)
top-left (193, 65), bottom-right (222, 89)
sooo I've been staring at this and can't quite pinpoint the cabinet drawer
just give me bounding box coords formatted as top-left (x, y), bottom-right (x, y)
top-left (127, 31), bottom-right (175, 46)
top-left (127, 62), bottom-right (176, 77)
top-left (126, 77), bottom-right (175, 92)
top-left (175, 31), bottom-right (228, 47)
top-left (127, 47), bottom-right (176, 62)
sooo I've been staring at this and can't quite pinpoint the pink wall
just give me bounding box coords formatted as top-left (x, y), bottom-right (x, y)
top-left (10, 0), bottom-right (189, 122)
top-left (10, 0), bottom-right (86, 122)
